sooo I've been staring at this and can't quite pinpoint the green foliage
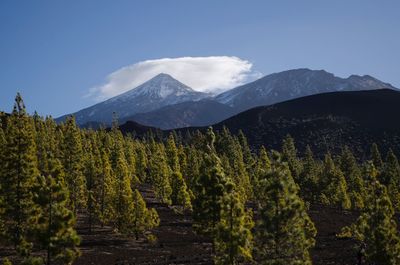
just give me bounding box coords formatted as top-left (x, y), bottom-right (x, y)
top-left (214, 185), bottom-right (253, 265)
top-left (134, 142), bottom-right (148, 182)
top-left (61, 116), bottom-right (87, 213)
top-left (281, 135), bottom-right (302, 182)
top-left (339, 146), bottom-right (365, 209)
top-left (0, 93), bottom-right (38, 254)
top-left (170, 171), bottom-right (192, 210)
top-left (254, 152), bottom-right (316, 265)
top-left (131, 189), bottom-right (160, 240)
top-left (113, 147), bottom-right (135, 233)
top-left (298, 146), bottom-right (319, 202)
top-left (32, 114), bottom-right (80, 265)
top-left (148, 142), bottom-right (172, 204)
top-left (98, 150), bottom-right (116, 226)
top-left (193, 152), bottom-right (228, 237)
top-left (216, 127), bottom-right (252, 200)
top-left (381, 149), bottom-right (400, 210)
top-left (3, 93), bottom-right (400, 265)
top-left (32, 172), bottom-right (80, 265)
top-left (1, 258), bottom-right (12, 265)
top-left (370, 143), bottom-right (383, 170)
top-left (344, 169), bottom-right (400, 265)
top-left (254, 146), bottom-right (271, 198)
top-left (319, 153), bottom-right (351, 209)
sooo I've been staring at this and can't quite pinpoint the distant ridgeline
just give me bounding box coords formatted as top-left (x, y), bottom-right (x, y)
top-left (3, 93), bottom-right (400, 264)
top-left (117, 89), bottom-right (400, 159)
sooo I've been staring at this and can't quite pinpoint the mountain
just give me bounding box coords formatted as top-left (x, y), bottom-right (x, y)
top-left (120, 89), bottom-right (400, 158)
top-left (56, 73), bottom-right (210, 125)
top-left (215, 68), bottom-right (397, 113)
top-left (122, 99), bottom-right (236, 129)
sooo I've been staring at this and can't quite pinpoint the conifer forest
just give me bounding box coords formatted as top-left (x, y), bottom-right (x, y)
top-left (1, 94), bottom-right (400, 265)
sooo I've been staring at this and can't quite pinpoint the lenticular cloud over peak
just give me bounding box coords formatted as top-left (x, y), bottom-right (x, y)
top-left (88, 56), bottom-right (261, 101)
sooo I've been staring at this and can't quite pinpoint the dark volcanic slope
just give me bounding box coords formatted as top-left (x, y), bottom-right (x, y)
top-left (123, 99), bottom-right (236, 129)
top-left (119, 89), bottom-right (400, 158)
top-left (210, 88), bottom-right (400, 156)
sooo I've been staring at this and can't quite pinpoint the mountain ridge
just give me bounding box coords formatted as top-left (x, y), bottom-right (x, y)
top-left (215, 68), bottom-right (397, 113)
top-left (57, 69), bottom-right (397, 128)
top-left (56, 73), bottom-right (210, 125)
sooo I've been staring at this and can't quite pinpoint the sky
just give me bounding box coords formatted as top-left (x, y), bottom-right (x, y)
top-left (1, 0), bottom-right (400, 117)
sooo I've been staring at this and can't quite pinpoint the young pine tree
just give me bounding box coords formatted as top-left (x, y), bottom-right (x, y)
top-left (83, 142), bottom-right (100, 234)
top-left (193, 152), bottom-right (228, 238)
top-left (170, 171), bottom-right (192, 210)
top-left (281, 135), bottom-right (302, 183)
top-left (339, 146), bottom-right (365, 209)
top-left (214, 184), bottom-right (253, 265)
top-left (112, 144), bottom-right (135, 233)
top-left (98, 150), bottom-right (116, 226)
top-left (130, 189), bottom-right (159, 240)
top-left (134, 142), bottom-right (148, 183)
top-left (166, 134), bottom-right (192, 209)
top-left (320, 153), bottom-right (351, 209)
top-left (61, 116), bottom-right (87, 213)
top-left (370, 143), bottom-right (384, 171)
top-left (0, 93), bottom-right (38, 254)
top-left (254, 146), bottom-right (271, 198)
top-left (148, 142), bottom-right (172, 204)
top-left (254, 152), bottom-right (316, 265)
top-left (30, 114), bottom-right (80, 265)
top-left (380, 149), bottom-right (400, 210)
top-left (0, 126), bottom-right (5, 233)
top-left (32, 160), bottom-right (80, 265)
top-left (298, 146), bottom-right (319, 202)
top-left (238, 130), bottom-right (256, 182)
top-left (344, 164), bottom-right (400, 265)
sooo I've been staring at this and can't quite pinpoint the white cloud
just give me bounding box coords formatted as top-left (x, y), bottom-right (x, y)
top-left (88, 56), bottom-right (261, 101)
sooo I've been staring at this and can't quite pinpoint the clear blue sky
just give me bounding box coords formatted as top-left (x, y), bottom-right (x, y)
top-left (1, 0), bottom-right (399, 117)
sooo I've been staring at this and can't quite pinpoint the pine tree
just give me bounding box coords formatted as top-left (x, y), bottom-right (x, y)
top-left (131, 189), bottom-right (159, 240)
top-left (345, 173), bottom-right (400, 265)
top-left (170, 171), bottom-right (192, 210)
top-left (254, 152), bottom-right (316, 265)
top-left (281, 135), bottom-right (302, 183)
top-left (0, 93), bottom-right (38, 254)
top-left (214, 184), bottom-right (253, 265)
top-left (370, 143), bottom-right (383, 170)
top-left (148, 142), bottom-right (172, 204)
top-left (178, 144), bottom-right (188, 182)
top-left (186, 147), bottom-right (200, 192)
top-left (124, 138), bottom-right (139, 187)
top-left (215, 128), bottom-right (252, 200)
top-left (238, 130), bottom-right (256, 182)
top-left (0, 127), bottom-right (5, 233)
top-left (320, 153), bottom-right (351, 209)
top-left (339, 146), bottom-right (365, 209)
top-left (165, 134), bottom-right (191, 208)
top-left (61, 116), bottom-right (86, 213)
top-left (166, 133), bottom-right (180, 172)
top-left (135, 142), bottom-right (148, 183)
top-left (112, 140), bottom-right (135, 233)
top-left (193, 152), bottom-right (228, 238)
top-left (254, 146), bottom-right (271, 197)
top-left (299, 146), bottom-right (319, 202)
top-left (28, 112), bottom-right (81, 265)
top-left (82, 141), bottom-right (99, 234)
top-left (32, 161), bottom-right (80, 265)
top-left (98, 150), bottom-right (115, 226)
top-left (381, 149), bottom-right (400, 210)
